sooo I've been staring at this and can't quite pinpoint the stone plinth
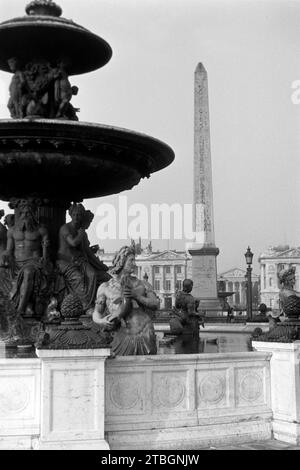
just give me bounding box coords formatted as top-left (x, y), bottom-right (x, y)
top-left (252, 341), bottom-right (300, 445)
top-left (36, 348), bottom-right (111, 450)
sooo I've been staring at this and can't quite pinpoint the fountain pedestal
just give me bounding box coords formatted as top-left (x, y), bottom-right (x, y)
top-left (252, 340), bottom-right (300, 445)
top-left (36, 347), bottom-right (111, 450)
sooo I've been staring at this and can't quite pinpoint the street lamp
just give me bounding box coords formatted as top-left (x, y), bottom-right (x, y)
top-left (244, 246), bottom-right (254, 321)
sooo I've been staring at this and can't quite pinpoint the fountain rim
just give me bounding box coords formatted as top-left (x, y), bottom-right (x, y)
top-left (0, 118), bottom-right (175, 173)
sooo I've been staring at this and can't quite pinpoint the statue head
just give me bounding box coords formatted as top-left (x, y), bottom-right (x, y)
top-left (110, 246), bottom-right (136, 275)
top-left (18, 200), bottom-right (38, 231)
top-left (7, 57), bottom-right (20, 73)
top-left (183, 279), bottom-right (193, 293)
top-left (4, 214), bottom-right (15, 229)
top-left (258, 303), bottom-right (268, 314)
top-left (278, 266), bottom-right (296, 289)
top-left (69, 203), bottom-right (86, 228)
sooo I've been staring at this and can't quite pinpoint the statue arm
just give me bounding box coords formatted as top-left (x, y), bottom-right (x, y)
top-left (4, 228), bottom-right (14, 255)
top-left (62, 226), bottom-right (85, 248)
top-left (0, 229), bottom-right (14, 266)
top-left (133, 283), bottom-right (159, 311)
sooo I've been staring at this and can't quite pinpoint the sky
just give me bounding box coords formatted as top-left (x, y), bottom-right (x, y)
top-left (0, 0), bottom-right (300, 274)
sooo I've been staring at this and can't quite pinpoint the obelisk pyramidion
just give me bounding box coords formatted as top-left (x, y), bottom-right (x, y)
top-left (188, 63), bottom-right (221, 313)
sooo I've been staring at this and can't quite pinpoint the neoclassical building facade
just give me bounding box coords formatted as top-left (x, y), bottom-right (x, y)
top-left (259, 245), bottom-right (300, 310)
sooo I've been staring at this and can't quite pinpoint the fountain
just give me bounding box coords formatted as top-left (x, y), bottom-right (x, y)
top-left (0, 0), bottom-right (174, 349)
top-left (0, 3), bottom-right (281, 451)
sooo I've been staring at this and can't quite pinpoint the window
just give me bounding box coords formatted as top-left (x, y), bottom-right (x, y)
top-left (154, 266), bottom-right (160, 274)
top-left (176, 280), bottom-right (182, 290)
top-left (176, 266), bottom-right (182, 274)
top-left (165, 280), bottom-right (171, 291)
top-left (269, 278), bottom-right (273, 287)
top-left (154, 280), bottom-right (160, 291)
top-left (165, 266), bottom-right (171, 274)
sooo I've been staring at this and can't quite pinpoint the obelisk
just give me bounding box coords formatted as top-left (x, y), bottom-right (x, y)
top-left (188, 63), bottom-right (221, 313)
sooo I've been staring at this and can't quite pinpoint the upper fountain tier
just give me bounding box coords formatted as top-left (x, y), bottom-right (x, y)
top-left (0, 1), bottom-right (174, 201)
top-left (0, 0), bottom-right (112, 75)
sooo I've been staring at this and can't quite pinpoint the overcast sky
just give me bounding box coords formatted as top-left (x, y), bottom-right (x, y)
top-left (0, 0), bottom-right (300, 274)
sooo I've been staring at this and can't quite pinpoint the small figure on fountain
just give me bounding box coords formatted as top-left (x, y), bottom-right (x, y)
top-left (54, 60), bottom-right (79, 120)
top-left (93, 245), bottom-right (159, 355)
top-left (7, 57), bottom-right (28, 119)
top-left (172, 279), bottom-right (204, 354)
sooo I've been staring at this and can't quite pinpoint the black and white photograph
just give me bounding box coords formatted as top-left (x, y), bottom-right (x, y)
top-left (0, 0), bottom-right (299, 453)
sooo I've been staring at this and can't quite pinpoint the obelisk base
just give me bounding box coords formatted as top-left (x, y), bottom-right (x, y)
top-left (188, 245), bottom-right (223, 315)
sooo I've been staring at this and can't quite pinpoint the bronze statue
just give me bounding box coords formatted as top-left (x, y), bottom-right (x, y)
top-left (56, 203), bottom-right (110, 314)
top-left (7, 57), bottom-right (79, 120)
top-left (93, 245), bottom-right (158, 355)
top-left (172, 279), bottom-right (204, 353)
top-left (54, 61), bottom-right (79, 120)
top-left (278, 267), bottom-right (300, 319)
top-left (175, 279), bottom-right (197, 317)
top-left (25, 61), bottom-right (57, 118)
top-left (0, 199), bottom-right (50, 317)
top-left (7, 57), bottom-right (28, 118)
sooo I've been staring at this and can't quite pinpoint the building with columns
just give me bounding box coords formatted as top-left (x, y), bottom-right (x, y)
top-left (217, 268), bottom-right (260, 311)
top-left (259, 245), bottom-right (300, 310)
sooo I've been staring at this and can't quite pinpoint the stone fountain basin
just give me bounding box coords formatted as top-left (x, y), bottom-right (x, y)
top-left (0, 119), bottom-right (175, 202)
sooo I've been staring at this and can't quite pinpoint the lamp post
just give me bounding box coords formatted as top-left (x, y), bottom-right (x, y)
top-left (245, 246), bottom-right (254, 321)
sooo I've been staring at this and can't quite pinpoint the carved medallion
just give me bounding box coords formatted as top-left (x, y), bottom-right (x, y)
top-left (239, 372), bottom-right (263, 402)
top-left (198, 374), bottom-right (225, 404)
top-left (110, 377), bottom-right (141, 410)
top-left (153, 375), bottom-right (186, 409)
top-left (0, 380), bottom-right (30, 415)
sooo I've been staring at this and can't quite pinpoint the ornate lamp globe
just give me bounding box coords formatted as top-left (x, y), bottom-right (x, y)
top-left (245, 246), bottom-right (254, 266)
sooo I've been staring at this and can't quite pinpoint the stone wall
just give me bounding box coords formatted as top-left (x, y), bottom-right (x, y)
top-left (0, 357), bottom-right (40, 449)
top-left (0, 349), bottom-right (274, 450)
top-left (105, 352), bottom-right (272, 450)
